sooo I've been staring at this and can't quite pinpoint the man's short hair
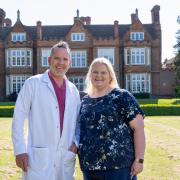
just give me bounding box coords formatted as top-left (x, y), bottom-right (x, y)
top-left (50, 41), bottom-right (71, 57)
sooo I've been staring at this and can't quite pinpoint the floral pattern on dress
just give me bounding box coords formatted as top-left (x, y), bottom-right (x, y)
top-left (78, 88), bottom-right (144, 171)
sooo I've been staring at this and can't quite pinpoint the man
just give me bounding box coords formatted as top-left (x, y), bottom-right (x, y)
top-left (12, 41), bottom-right (80, 180)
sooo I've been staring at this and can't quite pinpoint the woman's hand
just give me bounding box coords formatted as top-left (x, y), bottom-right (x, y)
top-left (130, 159), bottom-right (143, 177)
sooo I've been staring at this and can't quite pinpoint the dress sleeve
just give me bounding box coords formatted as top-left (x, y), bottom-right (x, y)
top-left (122, 90), bottom-right (144, 123)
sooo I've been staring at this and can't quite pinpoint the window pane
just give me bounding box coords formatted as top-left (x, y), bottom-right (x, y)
top-left (128, 74), bottom-right (150, 93)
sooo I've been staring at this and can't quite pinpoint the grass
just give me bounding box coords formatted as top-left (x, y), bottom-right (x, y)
top-left (0, 117), bottom-right (180, 180)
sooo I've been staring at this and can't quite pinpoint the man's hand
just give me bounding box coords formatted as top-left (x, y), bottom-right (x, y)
top-left (68, 143), bottom-right (78, 154)
top-left (16, 153), bottom-right (28, 172)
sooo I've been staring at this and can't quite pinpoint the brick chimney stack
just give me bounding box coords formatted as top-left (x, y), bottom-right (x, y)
top-left (114, 20), bottom-right (119, 38)
top-left (151, 5), bottom-right (160, 24)
top-left (86, 16), bottom-right (91, 25)
top-left (36, 21), bottom-right (42, 40)
top-left (131, 8), bottom-right (139, 24)
top-left (4, 18), bottom-right (12, 27)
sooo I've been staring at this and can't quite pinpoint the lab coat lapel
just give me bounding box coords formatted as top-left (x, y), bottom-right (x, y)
top-left (42, 70), bottom-right (56, 98)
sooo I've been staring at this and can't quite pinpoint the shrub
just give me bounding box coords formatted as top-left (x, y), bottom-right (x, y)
top-left (8, 92), bottom-right (18, 102)
top-left (0, 106), bottom-right (14, 117)
top-left (133, 92), bottom-right (150, 99)
top-left (174, 86), bottom-right (180, 98)
top-left (141, 104), bottom-right (180, 116)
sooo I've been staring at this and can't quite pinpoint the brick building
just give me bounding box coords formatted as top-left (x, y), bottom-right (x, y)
top-left (0, 5), bottom-right (169, 100)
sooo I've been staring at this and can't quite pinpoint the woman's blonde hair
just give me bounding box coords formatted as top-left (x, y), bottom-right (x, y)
top-left (85, 57), bottom-right (119, 94)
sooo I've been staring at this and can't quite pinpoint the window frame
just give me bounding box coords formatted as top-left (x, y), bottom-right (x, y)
top-left (68, 76), bottom-right (85, 91)
top-left (6, 75), bottom-right (30, 95)
top-left (71, 33), bottom-right (85, 42)
top-left (126, 73), bottom-right (151, 93)
top-left (97, 47), bottom-right (115, 65)
top-left (71, 50), bottom-right (87, 68)
top-left (6, 48), bottom-right (32, 67)
top-left (125, 47), bottom-right (150, 65)
top-left (130, 32), bottom-right (144, 41)
top-left (41, 48), bottom-right (51, 67)
top-left (11, 32), bottom-right (26, 42)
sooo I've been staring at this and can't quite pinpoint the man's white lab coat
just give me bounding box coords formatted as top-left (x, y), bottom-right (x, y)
top-left (12, 71), bottom-right (80, 180)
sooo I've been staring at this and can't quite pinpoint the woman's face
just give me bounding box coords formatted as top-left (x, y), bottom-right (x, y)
top-left (90, 63), bottom-right (112, 91)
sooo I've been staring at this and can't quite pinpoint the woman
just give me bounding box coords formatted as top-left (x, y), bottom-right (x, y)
top-left (78, 57), bottom-right (145, 180)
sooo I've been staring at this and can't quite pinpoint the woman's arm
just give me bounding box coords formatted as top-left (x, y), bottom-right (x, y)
top-left (129, 114), bottom-right (146, 177)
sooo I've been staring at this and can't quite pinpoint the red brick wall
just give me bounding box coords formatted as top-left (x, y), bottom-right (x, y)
top-left (160, 69), bottom-right (176, 97)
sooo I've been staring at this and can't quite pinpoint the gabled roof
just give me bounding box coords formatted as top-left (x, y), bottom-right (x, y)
top-left (143, 24), bottom-right (157, 39)
top-left (0, 23), bottom-right (158, 41)
top-left (24, 26), bottom-right (36, 40)
top-left (85, 25), bottom-right (114, 38)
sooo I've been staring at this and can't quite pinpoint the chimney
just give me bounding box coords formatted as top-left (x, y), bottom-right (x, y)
top-left (80, 16), bottom-right (86, 25)
top-left (114, 20), bottom-right (119, 38)
top-left (151, 5), bottom-right (160, 24)
top-left (86, 16), bottom-right (91, 25)
top-left (36, 21), bottom-right (42, 40)
top-left (131, 8), bottom-right (139, 24)
top-left (4, 18), bottom-right (12, 27)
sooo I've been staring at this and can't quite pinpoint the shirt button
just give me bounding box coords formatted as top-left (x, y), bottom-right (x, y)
top-left (54, 164), bottom-right (56, 168)
top-left (56, 106), bottom-right (58, 109)
top-left (57, 126), bottom-right (59, 128)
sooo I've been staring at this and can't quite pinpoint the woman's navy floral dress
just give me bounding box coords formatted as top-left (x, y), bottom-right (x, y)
top-left (78, 88), bottom-right (144, 171)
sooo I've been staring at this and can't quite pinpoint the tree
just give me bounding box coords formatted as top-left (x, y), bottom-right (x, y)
top-left (173, 16), bottom-right (180, 97)
top-left (173, 16), bottom-right (180, 81)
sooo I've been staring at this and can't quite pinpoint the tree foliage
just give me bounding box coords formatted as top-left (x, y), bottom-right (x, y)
top-left (173, 29), bottom-right (180, 81)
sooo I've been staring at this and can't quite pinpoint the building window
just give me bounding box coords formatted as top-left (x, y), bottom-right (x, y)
top-left (71, 50), bottom-right (87, 68)
top-left (126, 73), bottom-right (150, 93)
top-left (97, 48), bottom-right (115, 65)
top-left (130, 32), bottom-right (144, 41)
top-left (11, 33), bottom-right (26, 42)
top-left (71, 33), bottom-right (85, 41)
top-left (125, 48), bottom-right (150, 65)
top-left (6, 49), bottom-right (32, 67)
top-left (41, 49), bottom-right (51, 67)
top-left (6, 75), bottom-right (30, 95)
top-left (69, 76), bottom-right (85, 91)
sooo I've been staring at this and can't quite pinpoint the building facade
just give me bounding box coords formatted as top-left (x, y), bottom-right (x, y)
top-left (0, 5), bottom-right (164, 100)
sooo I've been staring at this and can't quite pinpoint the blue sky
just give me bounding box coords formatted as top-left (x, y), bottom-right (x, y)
top-left (1, 0), bottom-right (180, 62)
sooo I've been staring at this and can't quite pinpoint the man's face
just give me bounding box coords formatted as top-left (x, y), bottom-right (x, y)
top-left (48, 48), bottom-right (71, 78)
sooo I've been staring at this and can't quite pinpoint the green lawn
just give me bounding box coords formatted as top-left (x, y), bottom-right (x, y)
top-left (0, 117), bottom-right (180, 180)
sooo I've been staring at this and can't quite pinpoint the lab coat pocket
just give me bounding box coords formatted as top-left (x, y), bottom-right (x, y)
top-left (30, 147), bottom-right (49, 171)
top-left (64, 150), bottom-right (76, 176)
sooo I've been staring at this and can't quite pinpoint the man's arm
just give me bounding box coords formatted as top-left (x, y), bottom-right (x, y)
top-left (11, 79), bottom-right (32, 171)
top-left (70, 90), bottom-right (81, 153)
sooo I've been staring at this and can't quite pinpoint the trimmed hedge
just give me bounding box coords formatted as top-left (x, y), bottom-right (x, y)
top-left (0, 105), bottom-right (180, 117)
top-left (141, 104), bottom-right (180, 116)
top-left (133, 93), bottom-right (150, 99)
top-left (0, 106), bottom-right (14, 117)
